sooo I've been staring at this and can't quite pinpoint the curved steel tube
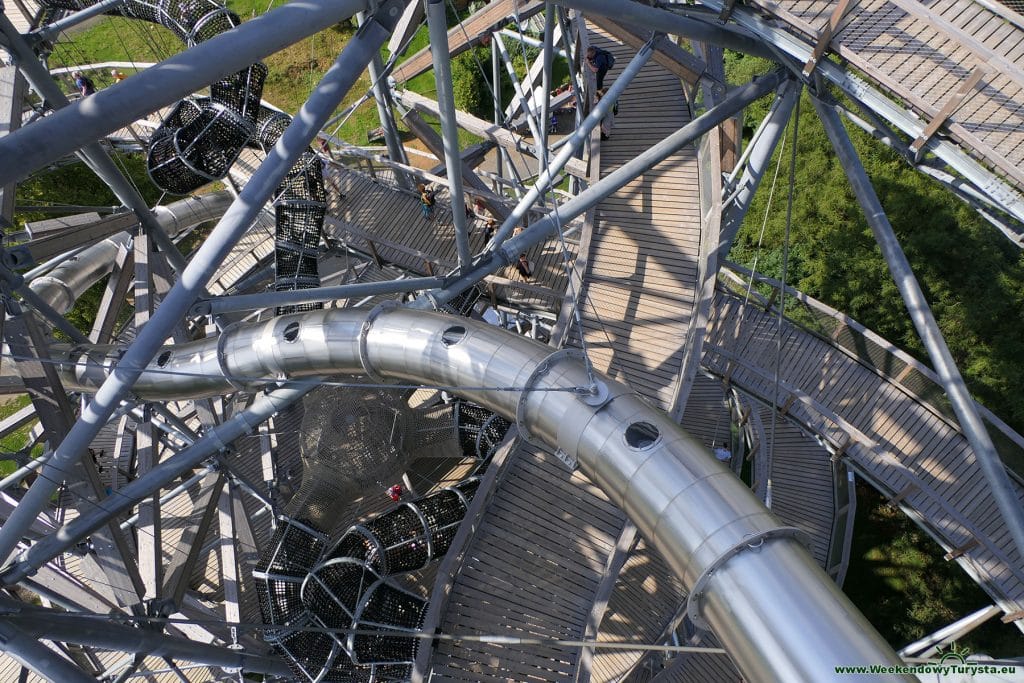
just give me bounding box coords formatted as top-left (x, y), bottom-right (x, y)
top-left (30, 191), bottom-right (233, 313)
top-left (57, 307), bottom-right (909, 682)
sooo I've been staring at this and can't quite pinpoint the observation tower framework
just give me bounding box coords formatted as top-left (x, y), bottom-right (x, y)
top-left (0, 0), bottom-right (1023, 681)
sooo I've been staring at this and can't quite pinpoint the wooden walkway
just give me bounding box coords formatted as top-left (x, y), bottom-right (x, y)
top-left (325, 165), bottom-right (575, 312)
top-left (748, 401), bottom-right (836, 568)
top-left (745, 0), bottom-right (1024, 196)
top-left (588, 538), bottom-right (687, 683)
top-left (704, 288), bottom-right (1024, 624)
top-left (423, 444), bottom-right (628, 681)
top-left (391, 0), bottom-right (543, 84)
top-left (564, 27), bottom-right (704, 411)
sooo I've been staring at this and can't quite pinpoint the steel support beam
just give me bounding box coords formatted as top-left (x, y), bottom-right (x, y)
top-left (813, 93), bottom-right (1024, 560)
top-left (423, 70), bottom-right (786, 308)
top-left (0, 602), bottom-right (291, 677)
top-left (426, 0), bottom-right (472, 269)
top-left (357, 10), bottom-right (411, 189)
top-left (31, 0), bottom-right (130, 43)
top-left (487, 37), bottom-right (655, 248)
top-left (0, 620), bottom-right (95, 683)
top-left (0, 0), bottom-right (374, 186)
top-left (0, 2), bottom-right (403, 567)
top-left (719, 79), bottom-right (800, 252)
top-left (191, 274), bottom-right (445, 316)
top-left (3, 380), bottom-right (318, 585)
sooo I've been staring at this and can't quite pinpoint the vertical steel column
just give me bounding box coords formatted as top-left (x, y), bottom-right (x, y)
top-left (719, 78), bottom-right (799, 251)
top-left (492, 38), bottom-right (505, 186)
top-left (486, 38), bottom-right (655, 248)
top-left (539, 5), bottom-right (555, 172)
top-left (357, 10), bottom-right (412, 189)
top-left (0, 67), bottom-right (25, 226)
top-left (555, 7), bottom-right (585, 123)
top-left (426, 0), bottom-right (472, 269)
top-left (0, 3), bottom-right (404, 566)
top-left (492, 32), bottom-right (546, 148)
top-left (812, 93), bottom-right (1024, 559)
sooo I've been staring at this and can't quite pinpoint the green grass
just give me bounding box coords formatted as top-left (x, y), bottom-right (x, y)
top-left (844, 483), bottom-right (1021, 657)
top-left (0, 395), bottom-right (40, 477)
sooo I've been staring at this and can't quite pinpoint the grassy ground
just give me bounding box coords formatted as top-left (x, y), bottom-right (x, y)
top-left (0, 395), bottom-right (39, 477)
top-left (48, 5), bottom-right (492, 155)
top-left (844, 483), bottom-right (1021, 657)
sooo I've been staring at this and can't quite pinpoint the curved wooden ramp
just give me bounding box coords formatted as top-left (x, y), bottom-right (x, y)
top-left (704, 288), bottom-right (1024, 625)
top-left (746, 400), bottom-right (836, 568)
top-left (563, 26), bottom-right (703, 412)
top-left (422, 444), bottom-right (628, 681)
top-left (586, 537), bottom-right (687, 683)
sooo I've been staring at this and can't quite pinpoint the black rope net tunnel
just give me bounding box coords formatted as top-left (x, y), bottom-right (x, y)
top-left (254, 394), bottom-right (509, 682)
top-left (38, 0), bottom-right (326, 312)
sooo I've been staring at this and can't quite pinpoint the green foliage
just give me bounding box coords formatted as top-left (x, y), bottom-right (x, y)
top-left (451, 48), bottom-right (489, 119)
top-left (844, 485), bottom-right (1021, 655)
top-left (15, 154), bottom-right (162, 230)
top-left (0, 395), bottom-right (38, 476)
top-left (724, 52), bottom-right (1024, 441)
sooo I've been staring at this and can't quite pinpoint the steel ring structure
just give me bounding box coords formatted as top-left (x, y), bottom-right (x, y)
top-left (0, 0), bottom-right (1023, 681)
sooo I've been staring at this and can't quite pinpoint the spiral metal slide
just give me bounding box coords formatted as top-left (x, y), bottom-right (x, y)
top-left (58, 306), bottom-right (912, 682)
top-left (23, 0), bottom-right (910, 678)
top-left (39, 0), bottom-right (326, 308)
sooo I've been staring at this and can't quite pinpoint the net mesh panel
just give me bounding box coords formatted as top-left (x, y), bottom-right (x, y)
top-left (38, 0), bottom-right (327, 311)
top-left (455, 401), bottom-right (512, 459)
top-left (403, 401), bottom-right (459, 450)
top-left (287, 383), bottom-right (412, 530)
top-left (276, 625), bottom-right (339, 682)
top-left (327, 530), bottom-right (381, 568)
top-left (416, 489), bottom-right (468, 558)
top-left (254, 517), bottom-right (328, 638)
top-left (439, 285), bottom-right (482, 317)
top-left (351, 583), bottom-right (427, 665)
top-left (368, 505), bottom-right (430, 574)
top-left (305, 560), bottom-right (376, 625)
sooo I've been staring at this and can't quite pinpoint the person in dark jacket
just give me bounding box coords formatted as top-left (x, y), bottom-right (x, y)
top-left (586, 47), bottom-right (614, 89)
top-left (73, 71), bottom-right (96, 97)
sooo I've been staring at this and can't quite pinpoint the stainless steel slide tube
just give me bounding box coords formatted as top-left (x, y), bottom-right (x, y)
top-left (54, 307), bottom-right (909, 681)
top-left (30, 192), bottom-right (233, 313)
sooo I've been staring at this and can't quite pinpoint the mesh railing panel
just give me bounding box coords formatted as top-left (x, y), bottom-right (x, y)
top-left (252, 388), bottom-right (508, 678)
top-left (39, 0), bottom-right (327, 313)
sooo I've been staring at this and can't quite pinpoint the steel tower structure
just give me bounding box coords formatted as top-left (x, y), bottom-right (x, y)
top-left (0, 0), bottom-right (1022, 680)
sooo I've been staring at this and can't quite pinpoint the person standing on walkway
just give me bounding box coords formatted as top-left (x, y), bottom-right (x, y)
top-left (73, 71), bottom-right (96, 97)
top-left (418, 183), bottom-right (436, 219)
top-left (596, 88), bottom-right (615, 141)
top-left (586, 46), bottom-right (615, 90)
